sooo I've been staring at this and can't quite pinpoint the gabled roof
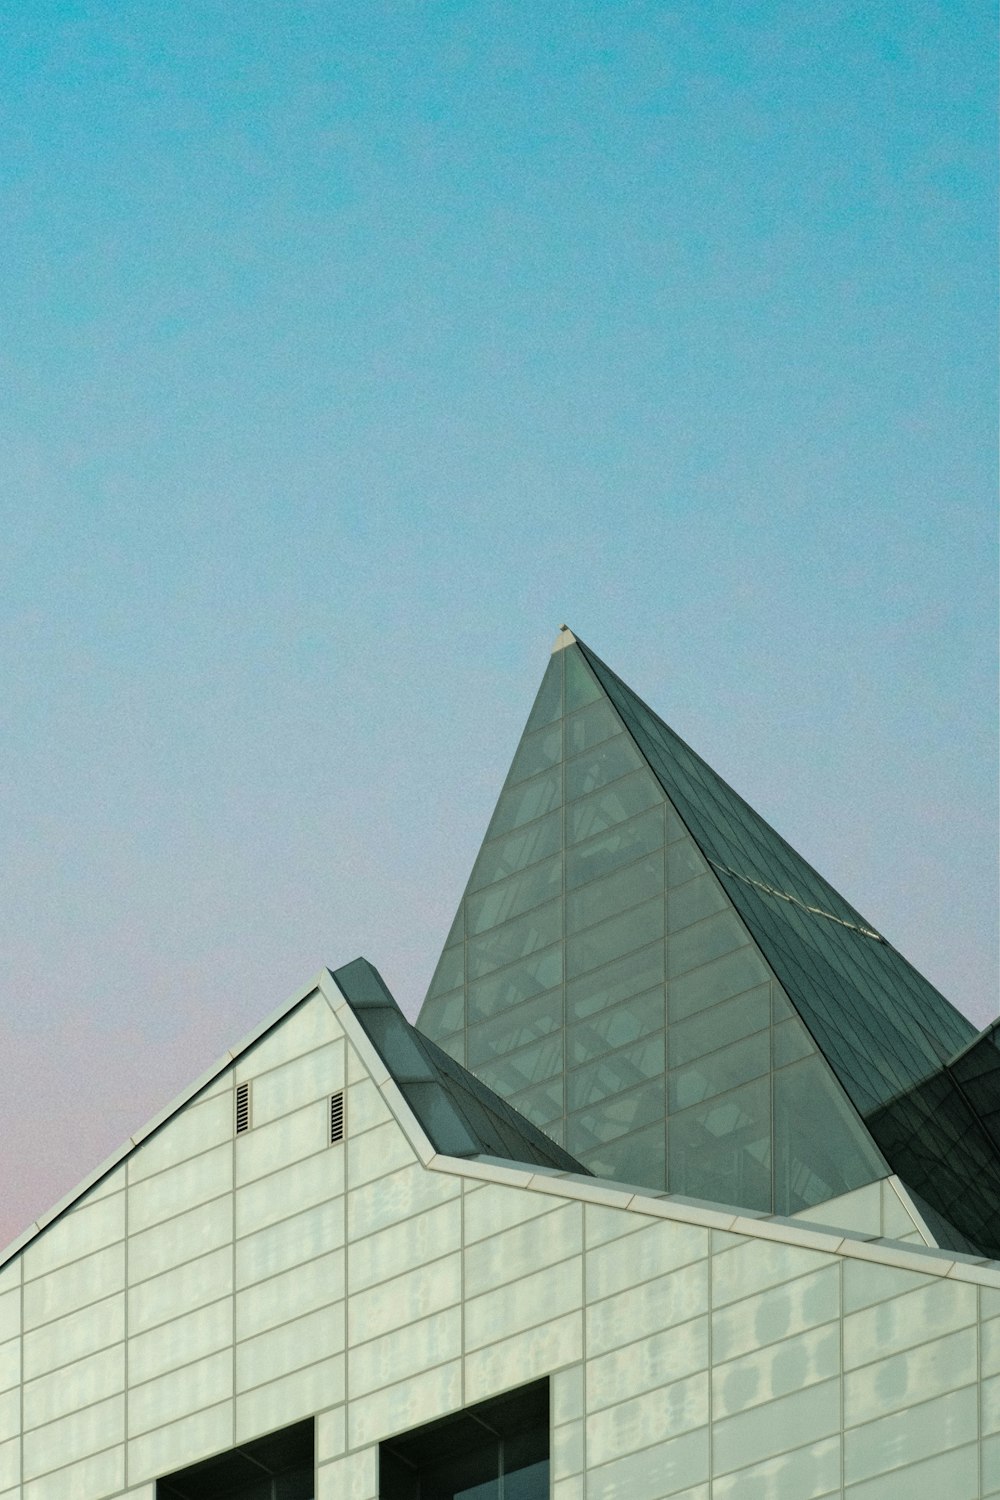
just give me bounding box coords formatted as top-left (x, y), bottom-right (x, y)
top-left (1, 957), bottom-right (582, 1270)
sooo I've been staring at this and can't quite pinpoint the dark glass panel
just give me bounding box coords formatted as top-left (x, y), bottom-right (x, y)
top-left (565, 697), bottom-right (622, 757)
top-left (666, 910), bottom-right (750, 979)
top-left (566, 897), bottom-right (664, 980)
top-left (566, 942), bottom-right (665, 1021)
top-left (569, 987), bottom-right (665, 1064)
top-left (667, 838), bottom-right (707, 887)
top-left (419, 1445), bottom-right (499, 1498)
top-left (566, 769), bottom-right (662, 844)
top-left (566, 852), bottom-right (664, 936)
top-left (467, 989), bottom-right (564, 1068)
top-left (667, 873), bottom-right (728, 932)
top-left (668, 1030), bottom-right (770, 1111)
top-left (508, 722), bottom-right (562, 786)
top-left (669, 985), bottom-right (771, 1069)
top-left (567, 1033), bottom-right (665, 1112)
top-left (467, 899), bottom-right (562, 981)
top-left (524, 653), bottom-right (563, 730)
top-left (563, 645), bottom-right (601, 711)
top-left (668, 946), bottom-right (770, 1022)
top-left (470, 810), bottom-right (562, 892)
top-left (565, 806), bottom-right (665, 892)
top-left (565, 734), bottom-right (642, 801)
top-left (467, 945), bottom-right (563, 1023)
top-left (485, 768), bottom-right (561, 841)
top-left (668, 1076), bottom-right (771, 1210)
top-left (774, 1054), bottom-right (887, 1213)
top-left (466, 856), bottom-right (562, 937)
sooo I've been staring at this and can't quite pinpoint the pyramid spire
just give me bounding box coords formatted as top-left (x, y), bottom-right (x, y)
top-left (416, 636), bottom-right (1000, 1256)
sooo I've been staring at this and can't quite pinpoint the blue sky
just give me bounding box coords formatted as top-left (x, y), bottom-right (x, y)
top-left (1, 0), bottom-right (995, 1245)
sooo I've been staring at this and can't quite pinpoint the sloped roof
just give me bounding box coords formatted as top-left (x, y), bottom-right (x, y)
top-left (332, 957), bottom-right (585, 1173)
top-left (575, 637), bottom-right (1000, 1255)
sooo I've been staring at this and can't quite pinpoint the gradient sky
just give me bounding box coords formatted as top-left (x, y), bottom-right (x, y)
top-left (1, 0), bottom-right (996, 1248)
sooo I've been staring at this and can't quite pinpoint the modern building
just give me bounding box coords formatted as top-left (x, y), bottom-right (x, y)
top-left (1, 628), bottom-right (998, 1499)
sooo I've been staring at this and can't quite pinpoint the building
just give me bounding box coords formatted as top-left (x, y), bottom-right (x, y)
top-left (1, 628), bottom-right (998, 1499)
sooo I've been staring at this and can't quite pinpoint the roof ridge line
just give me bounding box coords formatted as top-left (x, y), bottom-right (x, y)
top-left (707, 857), bottom-right (885, 943)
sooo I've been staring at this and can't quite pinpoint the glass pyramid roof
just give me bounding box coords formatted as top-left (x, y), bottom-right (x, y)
top-left (415, 634), bottom-right (1000, 1255)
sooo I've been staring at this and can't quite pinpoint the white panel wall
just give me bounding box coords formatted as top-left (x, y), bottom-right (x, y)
top-left (1, 984), bottom-right (998, 1500)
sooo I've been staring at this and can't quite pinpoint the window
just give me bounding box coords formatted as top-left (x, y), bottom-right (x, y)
top-left (157, 1418), bottom-right (313, 1499)
top-left (380, 1379), bottom-right (548, 1499)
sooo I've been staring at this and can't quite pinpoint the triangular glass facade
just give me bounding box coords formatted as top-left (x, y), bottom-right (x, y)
top-left (417, 638), bottom-right (887, 1216)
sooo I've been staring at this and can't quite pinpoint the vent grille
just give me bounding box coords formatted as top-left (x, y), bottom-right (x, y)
top-left (235, 1081), bottom-right (251, 1135)
top-left (330, 1090), bottom-right (345, 1144)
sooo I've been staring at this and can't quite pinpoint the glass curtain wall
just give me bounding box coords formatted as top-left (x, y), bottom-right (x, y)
top-left (417, 644), bottom-right (886, 1215)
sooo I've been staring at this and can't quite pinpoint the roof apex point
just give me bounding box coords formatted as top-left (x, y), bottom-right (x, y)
top-left (552, 625), bottom-right (577, 653)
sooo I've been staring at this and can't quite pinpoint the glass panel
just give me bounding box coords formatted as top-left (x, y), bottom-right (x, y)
top-left (773, 1015), bottom-right (814, 1067)
top-left (667, 873), bottom-right (728, 932)
top-left (468, 946), bottom-right (563, 1023)
top-left (670, 985), bottom-right (771, 1069)
top-left (566, 897), bottom-right (664, 979)
top-left (667, 910), bottom-right (749, 978)
top-left (565, 698), bottom-right (622, 757)
top-left (508, 1076), bottom-right (564, 1129)
top-left (566, 852), bottom-right (664, 935)
top-left (567, 1080), bottom-right (665, 1149)
top-left (485, 768), bottom-right (561, 840)
top-left (467, 989), bottom-right (564, 1068)
top-left (565, 734), bottom-right (641, 801)
top-left (566, 942), bottom-right (665, 1021)
top-left (668, 1030), bottom-right (770, 1110)
top-left (426, 945), bottom-right (464, 1000)
top-left (567, 1033), bottom-right (665, 1111)
top-left (566, 769), bottom-right (662, 843)
top-left (669, 1076), bottom-right (771, 1210)
top-left (577, 1120), bottom-right (666, 1187)
top-left (774, 1053), bottom-right (887, 1213)
top-left (467, 899), bottom-right (562, 981)
top-left (466, 856), bottom-right (562, 937)
top-left (564, 646), bottom-right (601, 711)
top-left (524, 653), bottom-right (562, 730)
top-left (474, 1034), bottom-right (564, 1095)
top-left (418, 989), bottom-right (467, 1038)
top-left (508, 723), bottom-right (562, 786)
top-left (444, 906), bottom-right (465, 948)
top-left (667, 837), bottom-right (707, 886)
top-left (470, 811), bottom-right (562, 892)
top-left (668, 946), bottom-right (770, 1022)
top-left (569, 987), bottom-right (665, 1064)
top-left (565, 806), bottom-right (665, 891)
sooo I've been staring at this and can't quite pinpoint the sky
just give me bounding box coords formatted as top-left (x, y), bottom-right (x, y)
top-left (1, 0), bottom-right (995, 1249)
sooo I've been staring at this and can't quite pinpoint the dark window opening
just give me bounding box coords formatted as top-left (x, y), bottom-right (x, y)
top-left (236, 1080), bottom-right (252, 1134)
top-left (380, 1379), bottom-right (548, 1499)
top-left (330, 1089), bottom-right (345, 1143)
top-left (157, 1418), bottom-right (313, 1500)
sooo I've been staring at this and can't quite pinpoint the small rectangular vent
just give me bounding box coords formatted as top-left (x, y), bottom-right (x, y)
top-left (330, 1090), bottom-right (345, 1144)
top-left (235, 1080), bottom-right (251, 1135)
